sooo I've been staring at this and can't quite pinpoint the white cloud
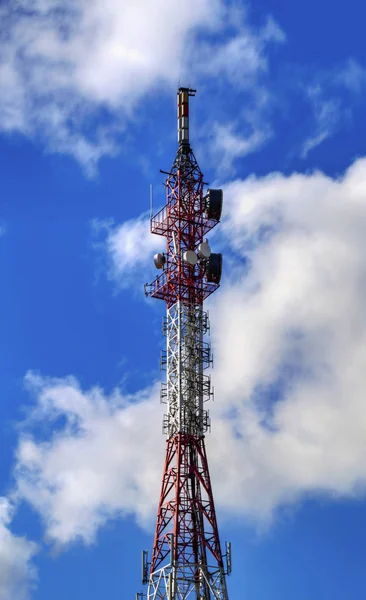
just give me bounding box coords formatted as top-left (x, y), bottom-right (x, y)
top-left (15, 373), bottom-right (163, 545)
top-left (208, 120), bottom-right (270, 172)
top-left (93, 215), bottom-right (164, 287)
top-left (0, 1), bottom-right (282, 170)
top-left (301, 59), bottom-right (366, 158)
top-left (210, 157), bottom-right (366, 517)
top-left (0, 498), bottom-right (37, 600)
top-left (335, 58), bottom-right (366, 94)
top-left (195, 15), bottom-right (285, 86)
top-left (301, 87), bottom-right (342, 157)
top-left (13, 157), bottom-right (366, 542)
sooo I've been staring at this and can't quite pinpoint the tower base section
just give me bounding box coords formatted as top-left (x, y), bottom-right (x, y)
top-left (145, 434), bottom-right (229, 600)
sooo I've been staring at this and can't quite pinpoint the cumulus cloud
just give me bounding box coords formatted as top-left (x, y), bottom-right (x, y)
top-left (210, 157), bottom-right (366, 516)
top-left (93, 215), bottom-right (164, 288)
top-left (13, 157), bottom-right (366, 543)
top-left (15, 373), bottom-right (163, 545)
top-left (0, 498), bottom-right (37, 600)
top-left (0, 0), bottom-right (282, 170)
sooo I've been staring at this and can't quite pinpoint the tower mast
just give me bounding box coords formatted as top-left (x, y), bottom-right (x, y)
top-left (140, 88), bottom-right (231, 600)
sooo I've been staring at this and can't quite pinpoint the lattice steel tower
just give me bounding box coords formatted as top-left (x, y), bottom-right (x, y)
top-left (138, 88), bottom-right (231, 600)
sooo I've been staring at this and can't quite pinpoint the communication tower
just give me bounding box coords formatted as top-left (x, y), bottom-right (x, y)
top-left (139, 88), bottom-right (231, 599)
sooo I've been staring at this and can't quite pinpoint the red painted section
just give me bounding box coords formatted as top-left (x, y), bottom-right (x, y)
top-left (182, 102), bottom-right (189, 117)
top-left (146, 145), bottom-right (220, 307)
top-left (150, 434), bottom-right (224, 576)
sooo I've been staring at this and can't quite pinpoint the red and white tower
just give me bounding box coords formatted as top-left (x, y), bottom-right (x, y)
top-left (139, 88), bottom-right (231, 600)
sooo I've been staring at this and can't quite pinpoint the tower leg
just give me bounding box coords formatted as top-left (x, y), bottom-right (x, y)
top-left (148, 434), bottom-right (229, 600)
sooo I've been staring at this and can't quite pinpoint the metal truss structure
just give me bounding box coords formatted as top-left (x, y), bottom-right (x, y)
top-left (139, 88), bottom-right (231, 600)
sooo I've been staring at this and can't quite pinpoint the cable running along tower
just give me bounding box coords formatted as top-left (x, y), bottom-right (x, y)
top-left (139, 88), bottom-right (231, 600)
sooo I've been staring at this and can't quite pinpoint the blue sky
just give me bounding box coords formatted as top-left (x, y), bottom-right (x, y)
top-left (1, 1), bottom-right (366, 598)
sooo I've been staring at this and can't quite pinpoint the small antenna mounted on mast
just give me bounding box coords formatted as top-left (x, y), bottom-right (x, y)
top-left (149, 184), bottom-right (153, 220)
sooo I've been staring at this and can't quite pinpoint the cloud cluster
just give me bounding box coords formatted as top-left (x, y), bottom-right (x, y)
top-left (0, 0), bottom-right (281, 170)
top-left (13, 157), bottom-right (366, 545)
top-left (209, 157), bottom-right (366, 515)
top-left (15, 373), bottom-right (163, 545)
top-left (0, 498), bottom-right (37, 600)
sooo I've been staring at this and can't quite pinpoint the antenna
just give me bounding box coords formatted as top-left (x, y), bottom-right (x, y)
top-left (141, 550), bottom-right (149, 585)
top-left (225, 541), bottom-right (232, 575)
top-left (149, 184), bottom-right (153, 220)
top-left (139, 88), bottom-right (229, 599)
